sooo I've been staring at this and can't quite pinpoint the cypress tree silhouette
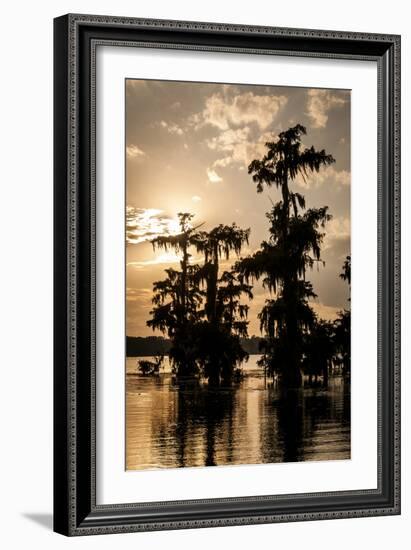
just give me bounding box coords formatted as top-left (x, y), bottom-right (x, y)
top-left (147, 213), bottom-right (204, 376)
top-left (302, 319), bottom-right (335, 386)
top-left (238, 124), bottom-right (335, 387)
top-left (334, 255), bottom-right (351, 378)
top-left (147, 214), bottom-right (251, 382)
top-left (193, 266), bottom-right (253, 384)
top-left (193, 224), bottom-right (250, 324)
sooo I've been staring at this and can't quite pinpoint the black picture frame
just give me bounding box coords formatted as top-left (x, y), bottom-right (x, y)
top-left (53, 13), bottom-right (401, 536)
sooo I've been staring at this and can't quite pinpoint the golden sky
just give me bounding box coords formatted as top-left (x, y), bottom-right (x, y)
top-left (126, 79), bottom-right (351, 337)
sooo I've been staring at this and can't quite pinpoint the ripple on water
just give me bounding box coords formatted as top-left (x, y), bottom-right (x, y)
top-left (126, 357), bottom-right (350, 471)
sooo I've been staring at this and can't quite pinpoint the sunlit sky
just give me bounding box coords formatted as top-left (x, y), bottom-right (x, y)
top-left (126, 79), bottom-right (351, 337)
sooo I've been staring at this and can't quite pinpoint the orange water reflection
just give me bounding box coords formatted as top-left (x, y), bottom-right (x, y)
top-left (126, 358), bottom-right (350, 470)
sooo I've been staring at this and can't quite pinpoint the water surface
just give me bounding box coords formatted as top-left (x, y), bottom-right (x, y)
top-left (126, 356), bottom-right (350, 470)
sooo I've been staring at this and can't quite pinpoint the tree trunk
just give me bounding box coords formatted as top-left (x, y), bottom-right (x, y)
top-left (323, 362), bottom-right (329, 387)
top-left (180, 239), bottom-right (188, 322)
top-left (207, 250), bottom-right (219, 325)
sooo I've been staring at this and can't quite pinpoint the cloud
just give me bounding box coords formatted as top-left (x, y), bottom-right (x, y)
top-left (207, 128), bottom-right (273, 169)
top-left (159, 120), bottom-right (184, 135)
top-left (207, 127), bottom-right (251, 153)
top-left (126, 144), bottom-right (146, 159)
top-left (325, 216), bottom-right (350, 240)
top-left (192, 91), bottom-right (288, 131)
top-left (126, 287), bottom-right (152, 302)
top-left (126, 207), bottom-right (180, 245)
top-left (323, 216), bottom-right (351, 253)
top-left (206, 168), bottom-right (223, 183)
top-left (191, 195), bottom-right (202, 202)
top-left (128, 252), bottom-right (203, 271)
top-left (185, 89), bottom-right (288, 173)
top-left (306, 89), bottom-right (347, 128)
top-left (295, 166), bottom-right (350, 190)
top-left (127, 253), bottom-right (181, 269)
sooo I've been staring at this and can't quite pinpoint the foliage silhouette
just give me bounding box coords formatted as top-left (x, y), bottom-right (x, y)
top-left (238, 124), bottom-right (335, 387)
top-left (137, 355), bottom-right (163, 376)
top-left (147, 214), bottom-right (251, 383)
top-left (147, 213), bottom-right (205, 377)
top-left (193, 224), bottom-right (250, 324)
top-left (302, 319), bottom-right (335, 386)
top-left (145, 126), bottom-right (350, 389)
top-left (334, 255), bottom-right (351, 377)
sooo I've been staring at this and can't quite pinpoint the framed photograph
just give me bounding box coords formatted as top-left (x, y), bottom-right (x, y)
top-left (53, 14), bottom-right (400, 536)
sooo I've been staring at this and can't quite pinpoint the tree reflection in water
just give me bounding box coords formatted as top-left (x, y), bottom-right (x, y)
top-left (126, 367), bottom-right (350, 471)
top-left (173, 380), bottom-right (235, 467)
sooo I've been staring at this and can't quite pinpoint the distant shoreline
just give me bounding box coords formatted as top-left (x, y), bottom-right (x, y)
top-left (126, 335), bottom-right (263, 357)
top-left (127, 353), bottom-right (262, 358)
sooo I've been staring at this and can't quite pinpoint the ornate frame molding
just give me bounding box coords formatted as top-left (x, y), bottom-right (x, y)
top-left (54, 14), bottom-right (400, 536)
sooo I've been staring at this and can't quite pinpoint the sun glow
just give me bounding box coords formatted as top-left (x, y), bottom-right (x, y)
top-left (126, 206), bottom-right (181, 245)
top-left (127, 252), bottom-right (181, 269)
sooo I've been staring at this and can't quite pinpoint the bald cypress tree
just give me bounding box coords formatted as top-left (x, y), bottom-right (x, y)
top-left (148, 213), bottom-right (204, 376)
top-left (192, 225), bottom-right (251, 384)
top-left (148, 214), bottom-right (251, 382)
top-left (334, 255), bottom-right (351, 378)
top-left (239, 125), bottom-right (335, 387)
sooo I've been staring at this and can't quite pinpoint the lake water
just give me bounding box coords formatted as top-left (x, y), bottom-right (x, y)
top-left (126, 356), bottom-right (350, 470)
